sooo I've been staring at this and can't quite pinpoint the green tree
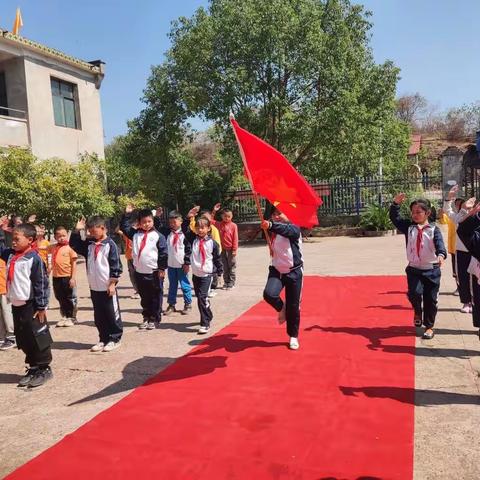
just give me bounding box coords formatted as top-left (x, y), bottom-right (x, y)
top-left (133, 0), bottom-right (409, 183)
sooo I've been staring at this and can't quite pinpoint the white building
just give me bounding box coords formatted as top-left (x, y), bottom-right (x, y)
top-left (0, 30), bottom-right (105, 162)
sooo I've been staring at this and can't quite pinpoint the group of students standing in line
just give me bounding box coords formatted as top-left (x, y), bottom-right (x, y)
top-left (0, 202), bottom-right (305, 389)
top-left (390, 184), bottom-right (480, 341)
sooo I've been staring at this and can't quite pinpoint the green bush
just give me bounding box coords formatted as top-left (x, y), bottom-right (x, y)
top-left (359, 204), bottom-right (393, 231)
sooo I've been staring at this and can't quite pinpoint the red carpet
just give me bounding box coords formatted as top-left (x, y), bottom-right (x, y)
top-left (8, 276), bottom-right (415, 480)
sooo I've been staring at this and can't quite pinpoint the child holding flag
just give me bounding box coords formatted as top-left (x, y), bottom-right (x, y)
top-left (261, 208), bottom-right (303, 350)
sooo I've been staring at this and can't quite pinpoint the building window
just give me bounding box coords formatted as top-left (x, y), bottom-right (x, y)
top-left (51, 78), bottom-right (80, 129)
top-left (0, 72), bottom-right (8, 116)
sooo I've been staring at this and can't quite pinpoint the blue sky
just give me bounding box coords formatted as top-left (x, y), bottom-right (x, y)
top-left (1, 0), bottom-right (479, 143)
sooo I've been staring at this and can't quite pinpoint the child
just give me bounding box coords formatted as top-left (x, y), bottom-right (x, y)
top-left (70, 216), bottom-right (123, 352)
top-left (213, 206), bottom-right (238, 290)
top-left (49, 226), bottom-right (78, 328)
top-left (187, 206), bottom-right (222, 296)
top-left (164, 210), bottom-right (192, 316)
top-left (261, 208), bottom-right (303, 350)
top-left (438, 207), bottom-right (458, 294)
top-left (120, 208), bottom-right (168, 330)
top-left (443, 186), bottom-right (476, 312)
top-left (33, 224), bottom-right (50, 268)
top-left (390, 193), bottom-right (447, 339)
top-left (190, 217), bottom-right (223, 334)
top-left (0, 257), bottom-right (15, 350)
top-left (1, 223), bottom-right (51, 387)
top-left (457, 203), bottom-right (480, 339)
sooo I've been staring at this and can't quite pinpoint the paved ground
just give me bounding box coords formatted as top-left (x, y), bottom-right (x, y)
top-left (1, 231), bottom-right (479, 479)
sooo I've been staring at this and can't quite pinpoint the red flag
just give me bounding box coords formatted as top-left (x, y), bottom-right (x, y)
top-left (230, 117), bottom-right (322, 227)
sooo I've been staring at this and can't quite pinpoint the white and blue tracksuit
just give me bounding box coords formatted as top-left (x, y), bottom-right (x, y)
top-left (263, 221), bottom-right (303, 338)
top-left (189, 235), bottom-right (223, 327)
top-left (120, 216), bottom-right (168, 322)
top-left (166, 229), bottom-right (192, 307)
top-left (69, 233), bottom-right (123, 343)
top-left (389, 202), bottom-right (447, 328)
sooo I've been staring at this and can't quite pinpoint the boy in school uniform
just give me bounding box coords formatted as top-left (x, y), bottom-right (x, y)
top-left (49, 226), bottom-right (78, 328)
top-left (70, 216), bottom-right (123, 352)
top-left (0, 257), bottom-right (15, 350)
top-left (390, 193), bottom-right (447, 339)
top-left (120, 207), bottom-right (168, 330)
top-left (261, 208), bottom-right (304, 350)
top-left (164, 210), bottom-right (192, 316)
top-left (212, 206), bottom-right (238, 290)
top-left (190, 217), bottom-right (223, 334)
top-left (1, 223), bottom-right (51, 387)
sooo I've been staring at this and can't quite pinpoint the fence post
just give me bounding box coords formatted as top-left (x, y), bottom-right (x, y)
top-left (355, 176), bottom-right (361, 216)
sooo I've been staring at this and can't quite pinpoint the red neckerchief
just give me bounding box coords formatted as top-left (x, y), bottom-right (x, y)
top-left (138, 230), bottom-right (151, 258)
top-left (172, 230), bottom-right (180, 252)
top-left (7, 247), bottom-right (32, 285)
top-left (52, 242), bottom-right (68, 266)
top-left (198, 237), bottom-right (207, 267)
top-left (416, 224), bottom-right (431, 257)
top-left (94, 242), bottom-right (103, 260)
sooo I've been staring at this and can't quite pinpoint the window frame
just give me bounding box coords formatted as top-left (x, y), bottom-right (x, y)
top-left (50, 77), bottom-right (81, 130)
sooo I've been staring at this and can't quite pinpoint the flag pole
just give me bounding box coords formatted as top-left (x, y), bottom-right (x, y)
top-left (229, 113), bottom-right (273, 256)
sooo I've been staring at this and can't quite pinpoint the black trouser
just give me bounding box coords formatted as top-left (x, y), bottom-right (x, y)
top-left (406, 266), bottom-right (441, 329)
top-left (470, 275), bottom-right (480, 328)
top-left (193, 275), bottom-right (213, 327)
top-left (221, 249), bottom-right (237, 287)
top-left (263, 266), bottom-right (303, 338)
top-left (456, 250), bottom-right (472, 304)
top-left (90, 290), bottom-right (123, 343)
top-left (451, 253), bottom-right (457, 279)
top-left (52, 276), bottom-right (77, 319)
top-left (12, 301), bottom-right (52, 367)
top-left (135, 271), bottom-right (164, 322)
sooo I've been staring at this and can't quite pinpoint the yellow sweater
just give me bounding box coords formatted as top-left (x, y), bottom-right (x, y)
top-left (438, 213), bottom-right (456, 254)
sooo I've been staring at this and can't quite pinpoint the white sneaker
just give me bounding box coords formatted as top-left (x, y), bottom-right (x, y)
top-left (103, 341), bottom-right (121, 352)
top-left (146, 322), bottom-right (156, 330)
top-left (56, 319), bottom-right (66, 327)
top-left (460, 304), bottom-right (472, 314)
top-left (289, 337), bottom-right (299, 350)
top-left (198, 325), bottom-right (210, 334)
top-left (90, 342), bottom-right (105, 352)
top-left (138, 321), bottom-right (149, 330)
top-left (63, 318), bottom-right (75, 327)
top-left (278, 305), bottom-right (286, 325)
top-left (208, 291), bottom-right (217, 298)
top-left (131, 292), bottom-right (140, 299)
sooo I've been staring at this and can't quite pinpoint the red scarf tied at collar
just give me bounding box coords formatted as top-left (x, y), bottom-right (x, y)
top-left (416, 224), bottom-right (431, 257)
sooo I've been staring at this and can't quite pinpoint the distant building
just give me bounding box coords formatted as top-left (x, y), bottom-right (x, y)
top-left (0, 30), bottom-right (105, 162)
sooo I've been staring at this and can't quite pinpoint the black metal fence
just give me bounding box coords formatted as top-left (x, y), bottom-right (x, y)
top-left (228, 173), bottom-right (443, 223)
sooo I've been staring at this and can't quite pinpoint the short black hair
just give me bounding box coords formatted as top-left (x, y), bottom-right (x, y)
top-left (195, 217), bottom-right (211, 228)
top-left (222, 208), bottom-right (233, 215)
top-left (409, 199), bottom-right (431, 213)
top-left (138, 209), bottom-right (153, 221)
top-left (455, 198), bottom-right (465, 209)
top-left (168, 210), bottom-right (183, 220)
top-left (14, 223), bottom-right (37, 241)
top-left (54, 225), bottom-right (68, 234)
top-left (86, 216), bottom-right (106, 229)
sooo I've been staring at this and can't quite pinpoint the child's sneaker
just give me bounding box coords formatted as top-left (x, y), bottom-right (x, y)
top-left (198, 325), bottom-right (210, 334)
top-left (17, 367), bottom-right (38, 387)
top-left (180, 304), bottom-right (192, 315)
top-left (164, 305), bottom-right (176, 316)
top-left (453, 288), bottom-right (459, 296)
top-left (460, 303), bottom-right (472, 314)
top-left (138, 321), bottom-right (149, 330)
top-left (278, 305), bottom-right (286, 325)
top-left (28, 366), bottom-right (53, 388)
top-left (103, 341), bottom-right (121, 352)
top-left (56, 318), bottom-right (66, 327)
top-left (63, 318), bottom-right (75, 327)
top-left (289, 337), bottom-right (300, 350)
top-left (0, 337), bottom-right (16, 350)
top-left (208, 290), bottom-right (217, 298)
top-left (422, 329), bottom-right (435, 340)
top-left (147, 321), bottom-right (156, 330)
top-left (90, 342), bottom-right (105, 352)
top-left (413, 314), bottom-right (422, 327)
top-left (130, 292), bottom-right (140, 299)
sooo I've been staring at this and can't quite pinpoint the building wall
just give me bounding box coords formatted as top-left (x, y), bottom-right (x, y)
top-left (23, 56), bottom-right (104, 163)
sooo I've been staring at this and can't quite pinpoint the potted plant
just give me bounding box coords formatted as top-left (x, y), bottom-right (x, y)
top-left (359, 204), bottom-right (395, 236)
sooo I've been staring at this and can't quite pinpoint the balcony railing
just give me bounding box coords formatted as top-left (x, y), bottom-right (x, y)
top-left (0, 106), bottom-right (29, 148)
